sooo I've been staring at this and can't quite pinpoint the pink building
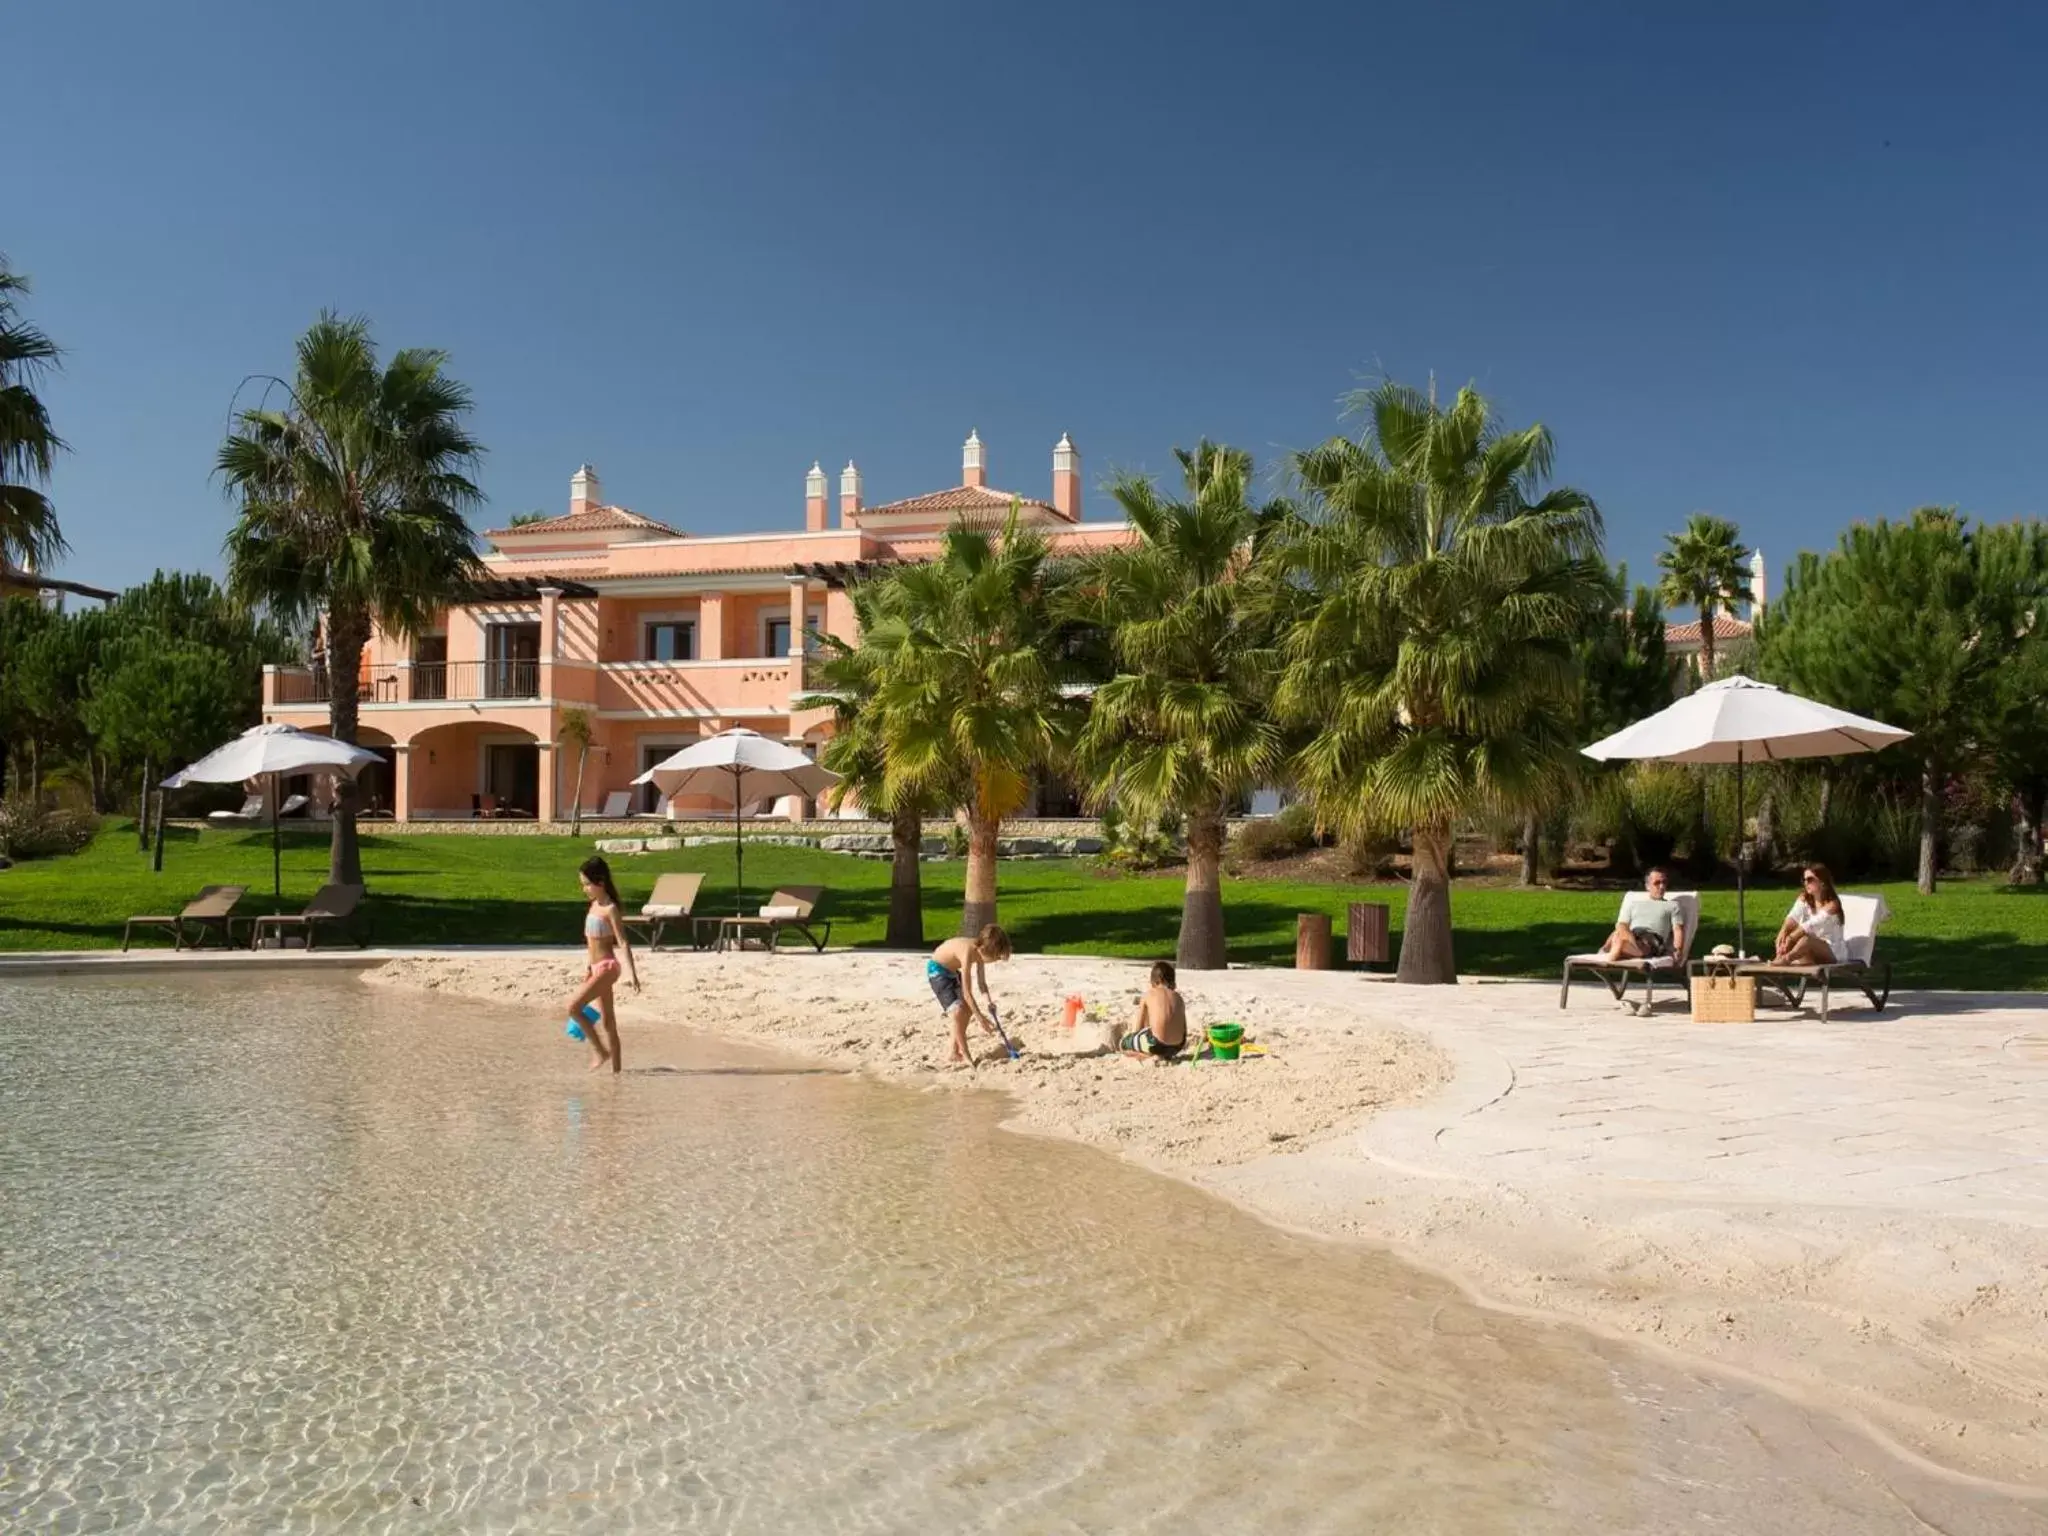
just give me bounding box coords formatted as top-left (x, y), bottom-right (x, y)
top-left (260, 432), bottom-right (1128, 822)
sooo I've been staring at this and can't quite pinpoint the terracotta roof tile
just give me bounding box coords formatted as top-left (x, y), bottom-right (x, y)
top-left (1664, 615), bottom-right (1753, 644)
top-left (485, 505), bottom-right (679, 539)
top-left (859, 483), bottom-right (1067, 520)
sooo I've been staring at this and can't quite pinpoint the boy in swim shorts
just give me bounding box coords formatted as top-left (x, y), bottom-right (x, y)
top-left (927, 925), bottom-right (1012, 1064)
top-left (1121, 961), bottom-right (1187, 1060)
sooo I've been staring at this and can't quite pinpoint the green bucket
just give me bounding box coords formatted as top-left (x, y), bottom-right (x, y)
top-left (1206, 1022), bottom-right (1244, 1061)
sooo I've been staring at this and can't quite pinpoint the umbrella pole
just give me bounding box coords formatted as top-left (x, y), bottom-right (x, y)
top-left (272, 770), bottom-right (283, 912)
top-left (734, 771), bottom-right (744, 916)
top-left (1735, 748), bottom-right (1747, 957)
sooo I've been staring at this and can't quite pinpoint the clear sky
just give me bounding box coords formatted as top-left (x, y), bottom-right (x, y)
top-left (12, 0), bottom-right (2047, 598)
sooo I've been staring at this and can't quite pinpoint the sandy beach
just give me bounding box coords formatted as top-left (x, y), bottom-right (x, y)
top-left (366, 947), bottom-right (2048, 1493)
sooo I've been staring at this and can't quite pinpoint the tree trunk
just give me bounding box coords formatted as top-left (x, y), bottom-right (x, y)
top-left (1177, 798), bottom-right (1228, 970)
top-left (1754, 790), bottom-right (1776, 874)
top-left (324, 604), bottom-right (368, 888)
top-left (30, 737), bottom-right (43, 804)
top-left (569, 745), bottom-right (588, 836)
top-left (959, 810), bottom-right (1000, 937)
top-left (1917, 764), bottom-right (1940, 896)
top-left (1817, 765), bottom-right (1833, 827)
top-left (887, 804), bottom-right (925, 949)
top-left (2009, 789), bottom-right (2044, 886)
top-left (1518, 811), bottom-right (1540, 887)
top-left (137, 760), bottom-right (151, 850)
top-left (1397, 820), bottom-right (1457, 984)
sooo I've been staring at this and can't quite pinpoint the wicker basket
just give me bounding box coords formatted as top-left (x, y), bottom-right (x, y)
top-left (1691, 973), bottom-right (1757, 1023)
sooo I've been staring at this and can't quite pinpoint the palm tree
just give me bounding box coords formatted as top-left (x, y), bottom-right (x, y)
top-left (0, 261), bottom-right (68, 798)
top-left (1074, 441), bottom-right (1288, 969)
top-left (0, 263), bottom-right (65, 577)
top-left (218, 312), bottom-right (485, 886)
top-left (797, 582), bottom-right (953, 948)
top-left (1657, 514), bottom-right (1751, 682)
top-left (559, 707), bottom-right (594, 835)
top-left (865, 507), bottom-right (1079, 936)
top-left (1277, 381), bottom-right (1609, 984)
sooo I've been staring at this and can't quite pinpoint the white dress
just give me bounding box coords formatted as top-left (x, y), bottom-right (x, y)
top-left (1786, 897), bottom-right (1845, 962)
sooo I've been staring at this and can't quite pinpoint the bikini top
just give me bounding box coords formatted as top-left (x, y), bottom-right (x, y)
top-left (585, 910), bottom-right (610, 938)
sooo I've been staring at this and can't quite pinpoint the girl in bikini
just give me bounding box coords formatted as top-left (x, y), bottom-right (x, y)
top-left (565, 856), bottom-right (639, 1072)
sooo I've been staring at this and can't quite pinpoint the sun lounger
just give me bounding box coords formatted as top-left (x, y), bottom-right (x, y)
top-left (208, 793), bottom-right (265, 824)
top-left (1559, 890), bottom-right (1701, 1016)
top-left (619, 871), bottom-right (706, 950)
top-left (1734, 893), bottom-right (1893, 1023)
top-left (596, 790), bottom-right (632, 819)
top-left (121, 884), bottom-right (248, 951)
top-left (711, 886), bottom-right (833, 954)
top-left (237, 883), bottom-right (366, 950)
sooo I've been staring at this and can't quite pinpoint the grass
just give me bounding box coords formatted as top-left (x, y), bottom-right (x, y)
top-left (4, 824), bottom-right (2046, 990)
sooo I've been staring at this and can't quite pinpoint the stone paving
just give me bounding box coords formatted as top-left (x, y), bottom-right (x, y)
top-left (1340, 978), bottom-right (2048, 1223)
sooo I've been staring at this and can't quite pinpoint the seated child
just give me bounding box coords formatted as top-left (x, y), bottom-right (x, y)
top-left (927, 925), bottom-right (1012, 1064)
top-left (1121, 961), bottom-right (1188, 1060)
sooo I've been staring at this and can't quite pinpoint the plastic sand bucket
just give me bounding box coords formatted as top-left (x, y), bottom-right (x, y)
top-left (1207, 1022), bottom-right (1244, 1061)
top-left (1062, 994), bottom-right (1085, 1029)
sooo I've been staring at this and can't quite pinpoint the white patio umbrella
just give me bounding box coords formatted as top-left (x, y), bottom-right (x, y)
top-left (163, 723), bottom-right (383, 906)
top-left (631, 728), bottom-right (839, 913)
top-left (1582, 675), bottom-right (1910, 955)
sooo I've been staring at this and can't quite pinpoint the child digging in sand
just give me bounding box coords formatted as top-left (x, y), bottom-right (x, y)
top-left (927, 925), bottom-right (1011, 1065)
top-left (1120, 961), bottom-right (1187, 1061)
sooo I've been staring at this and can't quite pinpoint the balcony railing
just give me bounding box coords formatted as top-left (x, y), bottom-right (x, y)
top-left (269, 660), bottom-right (542, 706)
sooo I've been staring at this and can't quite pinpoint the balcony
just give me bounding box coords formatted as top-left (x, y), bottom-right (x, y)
top-left (267, 661), bottom-right (542, 707)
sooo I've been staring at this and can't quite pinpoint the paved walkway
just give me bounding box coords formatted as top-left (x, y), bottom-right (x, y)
top-left (1334, 979), bottom-right (2048, 1222)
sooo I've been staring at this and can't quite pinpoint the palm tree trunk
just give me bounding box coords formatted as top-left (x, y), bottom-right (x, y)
top-left (887, 804), bottom-right (925, 948)
top-left (1518, 811), bottom-right (1540, 887)
top-left (1398, 820), bottom-right (1457, 984)
top-left (1699, 601), bottom-right (1716, 683)
top-left (1917, 764), bottom-right (1940, 896)
top-left (1177, 799), bottom-right (1228, 970)
top-left (569, 745), bottom-right (588, 835)
top-left (324, 603), bottom-right (368, 888)
top-left (959, 810), bottom-right (1000, 937)
top-left (1817, 763), bottom-right (1834, 826)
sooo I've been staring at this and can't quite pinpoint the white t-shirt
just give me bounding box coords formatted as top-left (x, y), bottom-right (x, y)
top-left (1786, 897), bottom-right (1845, 961)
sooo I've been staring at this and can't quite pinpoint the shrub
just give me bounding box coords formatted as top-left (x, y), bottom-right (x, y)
top-left (1343, 830), bottom-right (1401, 879)
top-left (1233, 801), bottom-right (1319, 864)
top-left (1099, 801), bottom-right (1180, 871)
top-left (0, 799), bottom-right (100, 860)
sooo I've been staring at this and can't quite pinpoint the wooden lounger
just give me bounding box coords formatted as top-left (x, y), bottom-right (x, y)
top-left (1559, 891), bottom-right (1702, 1016)
top-left (122, 884), bottom-right (248, 952)
top-left (1734, 892), bottom-right (1894, 1023)
top-left (237, 883), bottom-right (366, 950)
top-left (712, 886), bottom-right (833, 954)
top-left (619, 871), bottom-right (706, 950)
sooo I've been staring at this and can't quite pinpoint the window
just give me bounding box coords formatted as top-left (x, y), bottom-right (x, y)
top-left (765, 618), bottom-right (792, 658)
top-left (645, 621), bottom-right (695, 662)
top-left (486, 623), bottom-right (541, 698)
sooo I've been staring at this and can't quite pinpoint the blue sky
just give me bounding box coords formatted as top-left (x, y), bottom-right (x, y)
top-left (13, 0), bottom-right (2047, 599)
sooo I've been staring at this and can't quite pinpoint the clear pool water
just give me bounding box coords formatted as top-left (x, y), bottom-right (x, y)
top-left (1, 975), bottom-right (2040, 1534)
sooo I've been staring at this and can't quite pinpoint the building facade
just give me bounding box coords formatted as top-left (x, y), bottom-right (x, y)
top-left (259, 433), bottom-right (1129, 822)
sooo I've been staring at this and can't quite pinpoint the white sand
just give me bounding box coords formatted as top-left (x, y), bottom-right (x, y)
top-left (365, 948), bottom-right (2048, 1492)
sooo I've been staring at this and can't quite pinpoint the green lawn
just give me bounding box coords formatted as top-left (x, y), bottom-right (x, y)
top-left (4, 824), bottom-right (2046, 990)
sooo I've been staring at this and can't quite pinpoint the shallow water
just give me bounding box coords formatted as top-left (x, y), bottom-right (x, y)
top-left (1, 976), bottom-right (2041, 1534)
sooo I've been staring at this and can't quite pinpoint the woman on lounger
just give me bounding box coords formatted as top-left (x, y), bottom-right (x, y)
top-left (565, 856), bottom-right (640, 1073)
top-left (1598, 867), bottom-right (1683, 962)
top-left (1774, 864), bottom-right (1845, 966)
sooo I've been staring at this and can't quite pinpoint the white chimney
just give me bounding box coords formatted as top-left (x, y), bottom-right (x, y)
top-left (1052, 433), bottom-right (1081, 519)
top-left (805, 461), bottom-right (828, 532)
top-left (839, 461), bottom-right (863, 525)
top-left (569, 463), bottom-right (602, 517)
top-left (962, 429), bottom-right (987, 488)
top-left (1750, 548), bottom-right (1767, 618)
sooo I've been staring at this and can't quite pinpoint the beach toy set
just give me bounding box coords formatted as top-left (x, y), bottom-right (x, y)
top-left (566, 1004), bottom-right (600, 1041)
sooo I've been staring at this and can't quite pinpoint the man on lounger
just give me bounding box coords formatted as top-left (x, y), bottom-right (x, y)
top-left (1596, 867), bottom-right (1685, 963)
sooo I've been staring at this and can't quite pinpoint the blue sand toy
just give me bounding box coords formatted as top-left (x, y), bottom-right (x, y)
top-left (566, 1004), bottom-right (600, 1042)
